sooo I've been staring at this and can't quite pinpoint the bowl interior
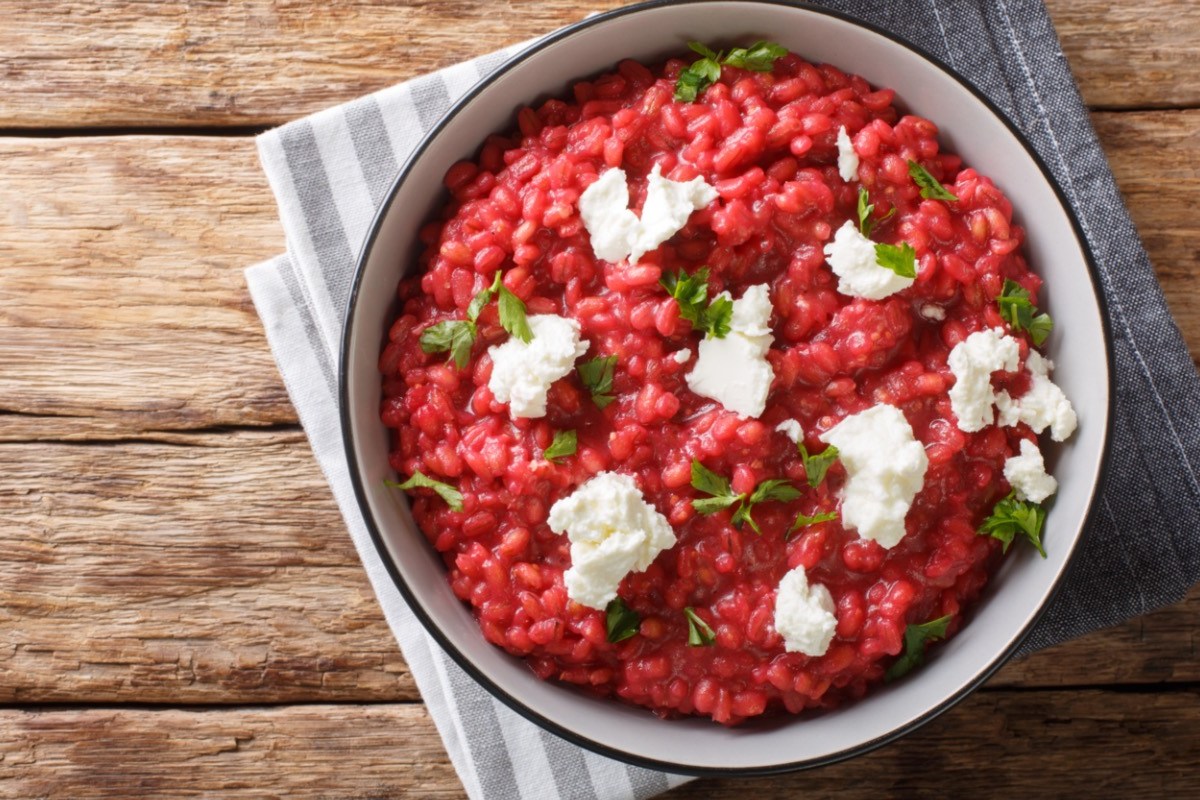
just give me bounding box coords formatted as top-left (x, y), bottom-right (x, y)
top-left (342, 1), bottom-right (1110, 773)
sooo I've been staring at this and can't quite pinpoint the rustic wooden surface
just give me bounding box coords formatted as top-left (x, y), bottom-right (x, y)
top-left (1, 1), bottom-right (1197, 797)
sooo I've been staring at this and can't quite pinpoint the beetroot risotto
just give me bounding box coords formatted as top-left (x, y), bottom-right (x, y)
top-left (378, 42), bottom-right (1077, 725)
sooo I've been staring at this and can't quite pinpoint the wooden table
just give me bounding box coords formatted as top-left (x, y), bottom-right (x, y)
top-left (2, 1), bottom-right (1198, 797)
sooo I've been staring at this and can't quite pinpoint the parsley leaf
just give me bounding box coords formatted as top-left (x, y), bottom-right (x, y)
top-left (874, 242), bottom-right (917, 279)
top-left (690, 460), bottom-right (741, 513)
top-left (543, 430), bottom-right (577, 462)
top-left (702, 294), bottom-right (734, 339)
top-left (659, 266), bottom-right (733, 339)
top-left (857, 187), bottom-right (895, 238)
top-left (691, 461), bottom-right (799, 534)
top-left (786, 510), bottom-right (839, 539)
top-left (675, 40), bottom-right (787, 102)
top-left (466, 270), bottom-right (503, 323)
top-left (979, 491), bottom-right (1048, 557)
top-left (419, 320), bottom-right (477, 369)
top-left (497, 285), bottom-right (533, 343)
top-left (684, 607), bottom-right (716, 647)
top-left (674, 48), bottom-right (722, 102)
top-left (577, 355), bottom-right (617, 409)
top-left (747, 479), bottom-right (803, 506)
top-left (996, 279), bottom-right (1054, 346)
top-left (385, 470), bottom-right (464, 512)
top-left (797, 443), bottom-right (839, 488)
top-left (689, 41), bottom-right (721, 61)
top-left (722, 40), bottom-right (787, 71)
top-left (907, 160), bottom-right (958, 202)
top-left (885, 614), bottom-right (953, 682)
top-left (421, 271), bottom-right (531, 368)
top-left (605, 597), bottom-right (641, 643)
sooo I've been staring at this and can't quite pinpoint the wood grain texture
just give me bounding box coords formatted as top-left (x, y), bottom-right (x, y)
top-left (1, 110), bottom-right (1196, 441)
top-left (0, 0), bottom-right (1196, 130)
top-left (2, 2), bottom-right (1200, 796)
top-left (0, 430), bottom-right (416, 703)
top-left (0, 135), bottom-right (293, 434)
top-left (3, 689), bottom-right (1199, 799)
top-left (0, 428), bottom-right (1197, 704)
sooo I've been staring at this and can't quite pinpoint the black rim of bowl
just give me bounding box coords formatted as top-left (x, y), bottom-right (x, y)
top-left (339, 0), bottom-right (1116, 777)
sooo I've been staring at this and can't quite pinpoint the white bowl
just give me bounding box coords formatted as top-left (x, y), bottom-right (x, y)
top-left (340, 0), bottom-right (1112, 775)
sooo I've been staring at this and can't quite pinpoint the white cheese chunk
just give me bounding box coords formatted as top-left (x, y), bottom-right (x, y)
top-left (1013, 351), bottom-right (1078, 442)
top-left (947, 328), bottom-right (1021, 433)
top-left (487, 314), bottom-right (588, 419)
top-left (819, 404), bottom-right (928, 549)
top-left (920, 304), bottom-right (946, 321)
top-left (774, 566), bottom-right (838, 657)
top-left (685, 283), bottom-right (775, 418)
top-left (576, 168), bottom-right (640, 263)
top-left (672, 348), bottom-right (692, 365)
top-left (836, 125), bottom-right (860, 183)
top-left (632, 164), bottom-right (718, 263)
top-left (547, 472), bottom-right (677, 610)
top-left (824, 220), bottom-right (916, 300)
top-left (994, 390), bottom-right (1020, 427)
top-left (578, 165), bottom-right (717, 264)
top-left (1004, 438), bottom-right (1058, 503)
top-left (775, 419), bottom-right (804, 444)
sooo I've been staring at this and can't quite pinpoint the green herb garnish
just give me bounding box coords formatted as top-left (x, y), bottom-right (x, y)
top-left (731, 479), bottom-right (803, 532)
top-left (997, 279), bottom-right (1053, 346)
top-left (659, 266), bottom-right (733, 339)
top-left (856, 187), bottom-right (895, 238)
top-left (577, 355), bottom-right (618, 409)
top-left (497, 284), bottom-right (533, 343)
top-left (690, 460), bottom-right (801, 534)
top-left (674, 43), bottom-right (723, 102)
top-left (722, 40), bottom-right (788, 71)
top-left (385, 470), bottom-right (464, 512)
top-left (674, 40), bottom-right (787, 102)
top-left (874, 242), bottom-right (917, 279)
top-left (907, 160), bottom-right (958, 202)
top-left (418, 270), bottom-right (531, 367)
top-left (885, 615), bottom-right (953, 682)
top-left (543, 430), bottom-right (577, 462)
top-left (684, 607), bottom-right (716, 647)
top-left (466, 270), bottom-right (503, 322)
top-left (605, 597), bottom-right (641, 643)
top-left (797, 443), bottom-right (839, 488)
top-left (979, 491), bottom-right (1047, 557)
top-left (786, 510), bottom-right (839, 540)
top-left (419, 320), bottom-right (476, 369)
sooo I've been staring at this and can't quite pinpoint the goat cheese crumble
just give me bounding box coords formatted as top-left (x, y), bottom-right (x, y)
top-left (578, 165), bottom-right (717, 264)
top-left (836, 125), bottom-right (860, 182)
top-left (547, 472), bottom-right (677, 610)
top-left (1004, 438), bottom-right (1058, 503)
top-left (819, 404), bottom-right (929, 549)
top-left (947, 328), bottom-right (1021, 433)
top-left (487, 314), bottom-right (588, 419)
top-left (774, 566), bottom-right (838, 657)
top-left (824, 220), bottom-right (916, 299)
top-left (685, 283), bottom-right (775, 418)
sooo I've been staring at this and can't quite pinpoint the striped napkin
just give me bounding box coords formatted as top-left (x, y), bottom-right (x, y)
top-left (245, 2), bottom-right (1200, 798)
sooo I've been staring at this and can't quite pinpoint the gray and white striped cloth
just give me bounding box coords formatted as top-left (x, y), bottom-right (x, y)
top-left (245, 2), bottom-right (1200, 798)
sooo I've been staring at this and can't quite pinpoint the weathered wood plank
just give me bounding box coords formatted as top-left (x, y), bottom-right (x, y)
top-left (0, 0), bottom-right (1194, 130)
top-left (0, 135), bottom-right (293, 433)
top-left (1092, 110), bottom-right (1200, 358)
top-left (2, 690), bottom-right (1199, 798)
top-left (0, 430), bottom-right (417, 704)
top-left (1050, 1), bottom-right (1200, 109)
top-left (0, 430), bottom-right (1197, 703)
top-left (2, 110), bottom-right (1198, 439)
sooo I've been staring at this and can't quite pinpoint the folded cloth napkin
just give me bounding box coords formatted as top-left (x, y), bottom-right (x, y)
top-left (245, 1), bottom-right (1200, 797)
